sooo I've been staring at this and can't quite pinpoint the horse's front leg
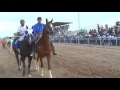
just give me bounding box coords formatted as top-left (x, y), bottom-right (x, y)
top-left (28, 56), bottom-right (32, 78)
top-left (21, 56), bottom-right (26, 76)
top-left (35, 55), bottom-right (39, 71)
top-left (34, 59), bottom-right (37, 71)
top-left (19, 57), bottom-right (22, 70)
top-left (47, 55), bottom-right (52, 78)
top-left (15, 53), bottom-right (21, 71)
top-left (40, 58), bottom-right (44, 77)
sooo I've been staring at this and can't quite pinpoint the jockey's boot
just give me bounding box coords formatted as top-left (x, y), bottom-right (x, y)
top-left (51, 43), bottom-right (57, 55)
top-left (53, 49), bottom-right (57, 55)
top-left (30, 51), bottom-right (34, 57)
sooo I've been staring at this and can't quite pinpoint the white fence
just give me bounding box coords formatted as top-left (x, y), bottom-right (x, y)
top-left (53, 37), bottom-right (120, 46)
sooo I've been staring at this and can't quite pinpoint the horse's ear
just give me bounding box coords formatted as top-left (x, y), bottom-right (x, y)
top-left (51, 19), bottom-right (53, 23)
top-left (32, 26), bottom-right (33, 29)
top-left (46, 18), bottom-right (48, 22)
top-left (26, 25), bottom-right (28, 29)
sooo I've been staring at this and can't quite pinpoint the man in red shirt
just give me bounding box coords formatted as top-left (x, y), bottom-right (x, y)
top-left (2, 38), bottom-right (7, 49)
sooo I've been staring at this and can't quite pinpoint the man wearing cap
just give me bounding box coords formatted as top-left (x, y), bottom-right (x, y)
top-left (15, 19), bottom-right (28, 53)
top-left (30, 17), bottom-right (57, 56)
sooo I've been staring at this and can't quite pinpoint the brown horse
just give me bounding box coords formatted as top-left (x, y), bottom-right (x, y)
top-left (35, 18), bottom-right (54, 78)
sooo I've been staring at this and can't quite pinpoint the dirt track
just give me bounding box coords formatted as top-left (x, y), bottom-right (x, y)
top-left (0, 43), bottom-right (120, 78)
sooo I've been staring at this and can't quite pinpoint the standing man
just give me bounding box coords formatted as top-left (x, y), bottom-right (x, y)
top-left (7, 37), bottom-right (13, 47)
top-left (30, 17), bottom-right (57, 56)
top-left (2, 38), bottom-right (7, 49)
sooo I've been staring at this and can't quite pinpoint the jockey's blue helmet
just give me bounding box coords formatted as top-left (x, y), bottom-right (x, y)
top-left (37, 17), bottom-right (42, 20)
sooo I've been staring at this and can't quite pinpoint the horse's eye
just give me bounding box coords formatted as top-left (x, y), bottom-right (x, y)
top-left (25, 31), bottom-right (28, 34)
top-left (32, 31), bottom-right (34, 34)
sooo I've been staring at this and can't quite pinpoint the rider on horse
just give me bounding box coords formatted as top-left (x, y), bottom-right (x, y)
top-left (30, 17), bottom-right (57, 56)
top-left (15, 19), bottom-right (28, 53)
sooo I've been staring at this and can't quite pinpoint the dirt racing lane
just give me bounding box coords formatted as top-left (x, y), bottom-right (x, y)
top-left (0, 43), bottom-right (120, 78)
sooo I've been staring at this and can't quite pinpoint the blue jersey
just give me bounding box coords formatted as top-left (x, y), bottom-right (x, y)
top-left (33, 23), bottom-right (45, 36)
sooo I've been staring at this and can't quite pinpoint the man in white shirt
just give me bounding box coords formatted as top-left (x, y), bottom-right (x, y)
top-left (15, 19), bottom-right (27, 53)
top-left (17, 20), bottom-right (28, 41)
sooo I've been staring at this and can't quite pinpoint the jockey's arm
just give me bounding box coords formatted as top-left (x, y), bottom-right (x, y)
top-left (17, 32), bottom-right (23, 36)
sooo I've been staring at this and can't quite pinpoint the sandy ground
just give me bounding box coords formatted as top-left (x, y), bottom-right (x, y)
top-left (0, 43), bottom-right (120, 78)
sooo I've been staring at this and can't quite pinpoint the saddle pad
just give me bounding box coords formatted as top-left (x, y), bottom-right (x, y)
top-left (13, 37), bottom-right (19, 49)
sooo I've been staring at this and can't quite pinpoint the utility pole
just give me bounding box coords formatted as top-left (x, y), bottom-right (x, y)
top-left (78, 12), bottom-right (80, 44)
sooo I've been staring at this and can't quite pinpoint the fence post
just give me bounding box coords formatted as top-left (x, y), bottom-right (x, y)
top-left (88, 38), bottom-right (89, 45)
top-left (116, 38), bottom-right (117, 46)
top-left (100, 38), bottom-right (102, 45)
top-left (59, 38), bottom-right (60, 43)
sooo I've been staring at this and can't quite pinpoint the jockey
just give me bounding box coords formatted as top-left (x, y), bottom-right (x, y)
top-left (30, 17), bottom-right (57, 56)
top-left (15, 19), bottom-right (28, 53)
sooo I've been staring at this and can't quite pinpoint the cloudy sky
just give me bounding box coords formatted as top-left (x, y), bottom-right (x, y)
top-left (0, 12), bottom-right (120, 38)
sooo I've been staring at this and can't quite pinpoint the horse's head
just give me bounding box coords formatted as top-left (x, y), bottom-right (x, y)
top-left (44, 18), bottom-right (54, 35)
top-left (25, 27), bottom-right (34, 45)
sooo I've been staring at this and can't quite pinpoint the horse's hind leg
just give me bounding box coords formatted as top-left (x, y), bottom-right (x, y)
top-left (47, 55), bottom-right (52, 78)
top-left (21, 56), bottom-right (26, 76)
top-left (19, 57), bottom-right (22, 70)
top-left (28, 56), bottom-right (32, 78)
top-left (40, 58), bottom-right (44, 77)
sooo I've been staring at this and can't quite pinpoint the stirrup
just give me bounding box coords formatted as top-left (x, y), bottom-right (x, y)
top-left (53, 52), bottom-right (57, 55)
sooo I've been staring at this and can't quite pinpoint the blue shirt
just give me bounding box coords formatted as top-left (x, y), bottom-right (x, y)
top-left (33, 23), bottom-right (45, 36)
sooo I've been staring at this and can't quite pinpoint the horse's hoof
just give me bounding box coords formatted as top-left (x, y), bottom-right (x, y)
top-left (23, 73), bottom-right (25, 77)
top-left (50, 76), bottom-right (53, 78)
top-left (41, 74), bottom-right (44, 77)
top-left (28, 74), bottom-right (32, 78)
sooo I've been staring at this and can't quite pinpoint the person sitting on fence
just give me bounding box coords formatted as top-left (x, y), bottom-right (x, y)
top-left (105, 24), bottom-right (109, 31)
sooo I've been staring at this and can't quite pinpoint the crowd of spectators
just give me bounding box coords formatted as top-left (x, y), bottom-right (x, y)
top-left (53, 21), bottom-right (120, 46)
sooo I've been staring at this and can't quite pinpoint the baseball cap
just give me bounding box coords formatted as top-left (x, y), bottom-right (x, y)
top-left (20, 19), bottom-right (25, 22)
top-left (37, 17), bottom-right (42, 20)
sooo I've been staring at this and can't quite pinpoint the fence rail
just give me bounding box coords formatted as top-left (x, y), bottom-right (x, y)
top-left (53, 37), bottom-right (120, 46)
